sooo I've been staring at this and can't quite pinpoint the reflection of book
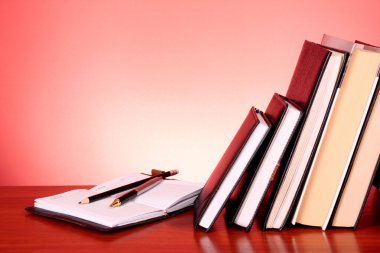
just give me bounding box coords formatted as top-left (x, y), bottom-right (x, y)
top-left (290, 231), bottom-right (332, 252)
top-left (329, 232), bottom-right (360, 252)
top-left (26, 173), bottom-right (203, 232)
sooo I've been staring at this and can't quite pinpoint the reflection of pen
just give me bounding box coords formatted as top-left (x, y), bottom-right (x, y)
top-left (110, 177), bottom-right (163, 207)
top-left (79, 170), bottom-right (178, 204)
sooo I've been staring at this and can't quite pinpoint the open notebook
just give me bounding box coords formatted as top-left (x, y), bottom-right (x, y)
top-left (26, 173), bottom-right (203, 232)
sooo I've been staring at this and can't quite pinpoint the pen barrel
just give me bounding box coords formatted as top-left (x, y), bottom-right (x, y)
top-left (116, 178), bottom-right (163, 206)
top-left (135, 177), bottom-right (163, 195)
top-left (118, 190), bottom-right (138, 203)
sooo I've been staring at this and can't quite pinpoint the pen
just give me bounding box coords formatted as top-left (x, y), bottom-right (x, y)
top-left (79, 170), bottom-right (178, 204)
top-left (110, 177), bottom-right (163, 207)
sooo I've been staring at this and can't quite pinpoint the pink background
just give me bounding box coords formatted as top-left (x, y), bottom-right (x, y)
top-left (1, 0), bottom-right (380, 185)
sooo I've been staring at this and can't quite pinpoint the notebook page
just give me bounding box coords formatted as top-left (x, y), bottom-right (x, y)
top-left (166, 195), bottom-right (199, 213)
top-left (135, 180), bottom-right (203, 210)
top-left (35, 189), bottom-right (161, 227)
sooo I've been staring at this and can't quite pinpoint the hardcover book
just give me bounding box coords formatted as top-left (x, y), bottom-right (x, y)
top-left (226, 93), bottom-right (302, 231)
top-left (194, 107), bottom-right (271, 231)
top-left (331, 78), bottom-right (380, 228)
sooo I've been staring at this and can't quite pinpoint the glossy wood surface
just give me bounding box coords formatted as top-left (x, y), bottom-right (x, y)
top-left (1, 186), bottom-right (379, 252)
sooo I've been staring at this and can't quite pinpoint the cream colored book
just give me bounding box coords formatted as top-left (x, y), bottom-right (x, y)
top-left (292, 48), bottom-right (380, 230)
top-left (331, 78), bottom-right (380, 228)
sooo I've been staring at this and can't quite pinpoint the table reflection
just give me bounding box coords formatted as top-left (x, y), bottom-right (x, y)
top-left (195, 225), bottom-right (362, 253)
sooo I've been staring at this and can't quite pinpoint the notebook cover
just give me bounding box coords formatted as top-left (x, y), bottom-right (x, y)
top-left (225, 94), bottom-right (302, 231)
top-left (193, 107), bottom-right (263, 231)
top-left (262, 42), bottom-right (331, 230)
top-left (25, 205), bottom-right (193, 233)
top-left (328, 77), bottom-right (380, 229)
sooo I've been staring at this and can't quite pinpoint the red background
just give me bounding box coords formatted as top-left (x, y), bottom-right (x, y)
top-left (1, 0), bottom-right (380, 185)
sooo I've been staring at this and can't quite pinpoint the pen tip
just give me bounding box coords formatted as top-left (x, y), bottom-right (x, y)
top-left (79, 198), bottom-right (89, 204)
top-left (110, 199), bottom-right (121, 208)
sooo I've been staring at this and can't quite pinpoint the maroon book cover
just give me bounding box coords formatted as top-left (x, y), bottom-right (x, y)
top-left (265, 93), bottom-right (288, 126)
top-left (286, 41), bottom-right (330, 111)
top-left (194, 107), bottom-right (268, 231)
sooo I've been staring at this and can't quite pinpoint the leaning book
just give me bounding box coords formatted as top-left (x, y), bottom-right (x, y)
top-left (26, 173), bottom-right (203, 232)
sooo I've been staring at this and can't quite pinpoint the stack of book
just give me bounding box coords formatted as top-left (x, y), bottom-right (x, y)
top-left (194, 35), bottom-right (380, 232)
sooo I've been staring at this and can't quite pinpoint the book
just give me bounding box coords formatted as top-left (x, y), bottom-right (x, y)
top-left (353, 39), bottom-right (380, 192)
top-left (331, 76), bottom-right (380, 228)
top-left (264, 47), bottom-right (347, 230)
top-left (226, 94), bottom-right (302, 231)
top-left (319, 36), bottom-right (380, 228)
top-left (193, 107), bottom-right (271, 231)
top-left (292, 47), bottom-right (380, 230)
top-left (26, 173), bottom-right (203, 232)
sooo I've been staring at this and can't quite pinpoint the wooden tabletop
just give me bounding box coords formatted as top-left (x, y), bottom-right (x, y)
top-left (1, 186), bottom-right (379, 253)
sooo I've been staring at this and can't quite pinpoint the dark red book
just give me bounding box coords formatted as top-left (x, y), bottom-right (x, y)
top-left (286, 41), bottom-right (331, 111)
top-left (193, 107), bottom-right (271, 231)
top-left (263, 41), bottom-right (333, 230)
top-left (225, 93), bottom-right (302, 231)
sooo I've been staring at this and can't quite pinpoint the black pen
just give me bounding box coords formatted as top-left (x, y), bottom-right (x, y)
top-left (79, 170), bottom-right (178, 204)
top-left (110, 177), bottom-right (163, 207)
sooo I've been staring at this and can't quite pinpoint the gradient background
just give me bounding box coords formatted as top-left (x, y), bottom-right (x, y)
top-left (1, 0), bottom-right (380, 186)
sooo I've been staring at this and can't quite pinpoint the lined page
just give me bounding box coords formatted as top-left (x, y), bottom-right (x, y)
top-left (135, 180), bottom-right (203, 210)
top-left (35, 189), bottom-right (160, 227)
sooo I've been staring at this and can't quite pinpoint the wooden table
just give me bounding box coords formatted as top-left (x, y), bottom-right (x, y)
top-left (1, 186), bottom-right (379, 252)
